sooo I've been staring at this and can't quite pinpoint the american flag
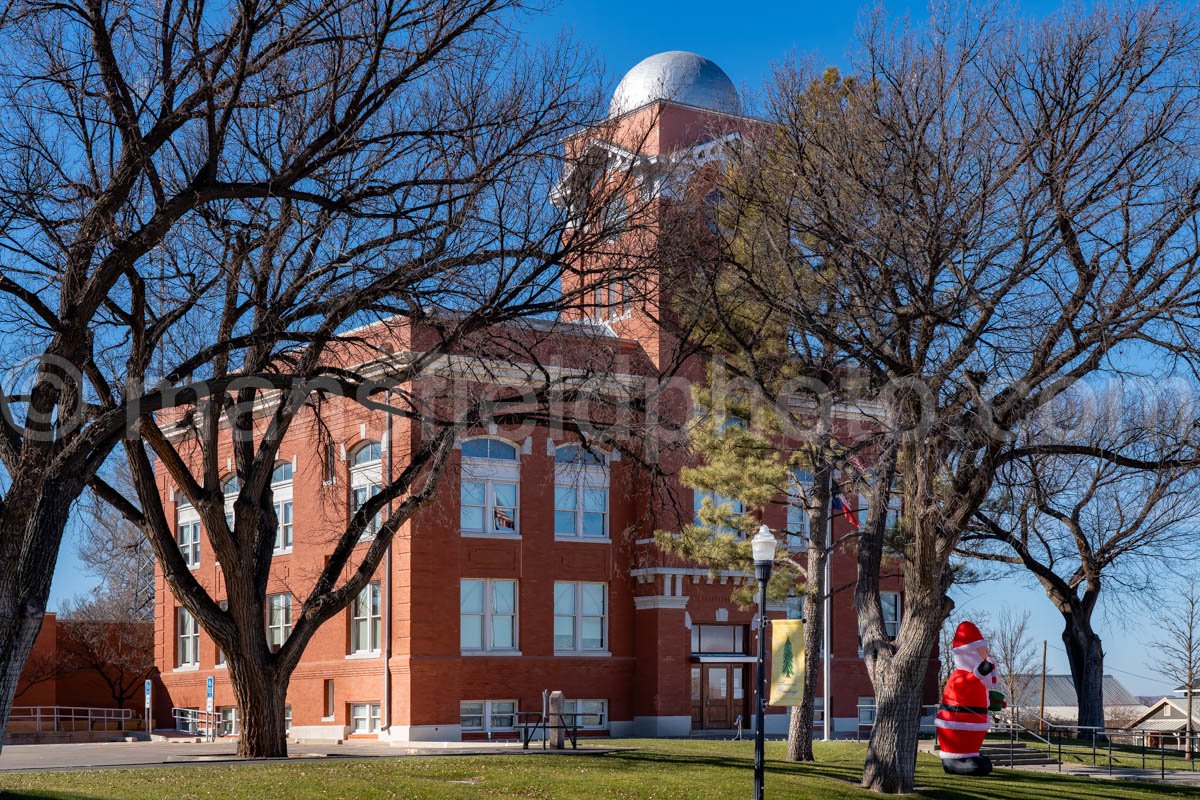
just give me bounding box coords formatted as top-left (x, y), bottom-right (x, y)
top-left (494, 508), bottom-right (515, 530)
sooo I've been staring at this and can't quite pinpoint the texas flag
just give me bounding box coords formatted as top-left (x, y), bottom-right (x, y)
top-left (494, 508), bottom-right (515, 530)
top-left (832, 492), bottom-right (860, 529)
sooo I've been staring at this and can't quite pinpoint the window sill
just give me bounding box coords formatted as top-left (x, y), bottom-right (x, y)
top-left (274, 549), bottom-right (293, 556)
top-left (554, 535), bottom-right (611, 543)
top-left (346, 651), bottom-right (381, 660)
top-left (553, 650), bottom-right (611, 658)
top-left (461, 531), bottom-right (521, 540)
top-left (461, 650), bottom-right (523, 657)
top-left (174, 664), bottom-right (200, 672)
top-left (215, 663), bottom-right (227, 670)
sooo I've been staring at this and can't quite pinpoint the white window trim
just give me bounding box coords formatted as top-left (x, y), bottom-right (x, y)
top-left (563, 699), bottom-right (609, 730)
top-left (349, 702), bottom-right (382, 734)
top-left (176, 507), bottom-right (201, 570)
top-left (460, 579), bottom-right (520, 654)
top-left (553, 460), bottom-right (610, 541)
top-left (350, 451), bottom-right (383, 540)
top-left (553, 582), bottom-right (609, 655)
top-left (267, 594), bottom-right (293, 650)
top-left (460, 454), bottom-right (521, 538)
top-left (460, 699), bottom-right (518, 732)
top-left (348, 582), bottom-right (382, 657)
top-left (175, 607), bottom-right (200, 670)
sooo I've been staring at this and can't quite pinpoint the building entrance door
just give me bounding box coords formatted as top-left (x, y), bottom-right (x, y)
top-left (697, 664), bottom-right (746, 729)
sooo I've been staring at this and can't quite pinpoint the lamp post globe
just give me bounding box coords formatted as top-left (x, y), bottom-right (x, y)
top-left (751, 524), bottom-right (777, 800)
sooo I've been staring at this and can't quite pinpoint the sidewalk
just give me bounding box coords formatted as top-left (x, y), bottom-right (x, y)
top-left (0, 738), bottom-right (614, 773)
top-left (1012, 761), bottom-right (1200, 787)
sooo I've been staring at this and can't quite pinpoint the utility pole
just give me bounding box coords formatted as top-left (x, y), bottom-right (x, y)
top-left (1039, 640), bottom-right (1047, 736)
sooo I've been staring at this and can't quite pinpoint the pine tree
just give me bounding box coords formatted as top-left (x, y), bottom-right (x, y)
top-left (782, 636), bottom-right (796, 678)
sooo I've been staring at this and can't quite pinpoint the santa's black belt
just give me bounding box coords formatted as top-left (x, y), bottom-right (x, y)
top-left (938, 704), bottom-right (988, 714)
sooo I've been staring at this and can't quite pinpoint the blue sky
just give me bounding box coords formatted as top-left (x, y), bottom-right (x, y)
top-left (48, 0), bottom-right (1175, 699)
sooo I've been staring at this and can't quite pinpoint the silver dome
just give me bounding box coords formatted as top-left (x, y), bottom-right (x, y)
top-left (609, 51), bottom-right (740, 117)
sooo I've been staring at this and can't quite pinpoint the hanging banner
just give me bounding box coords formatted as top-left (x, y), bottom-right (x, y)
top-left (770, 619), bottom-right (806, 706)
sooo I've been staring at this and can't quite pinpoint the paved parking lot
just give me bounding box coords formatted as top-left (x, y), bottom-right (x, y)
top-left (0, 739), bottom-right (551, 773)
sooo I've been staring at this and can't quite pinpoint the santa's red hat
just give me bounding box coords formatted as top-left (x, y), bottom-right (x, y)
top-left (952, 621), bottom-right (987, 651)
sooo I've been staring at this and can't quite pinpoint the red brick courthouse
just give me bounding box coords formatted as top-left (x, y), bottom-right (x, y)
top-left (154, 51), bottom-right (939, 742)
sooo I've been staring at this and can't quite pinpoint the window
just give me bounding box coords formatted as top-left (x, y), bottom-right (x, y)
top-left (554, 582), bottom-right (607, 652)
top-left (592, 280), bottom-right (631, 320)
top-left (176, 607), bottom-right (199, 668)
top-left (858, 697), bottom-right (876, 726)
top-left (350, 440), bottom-right (383, 539)
top-left (323, 680), bottom-right (335, 720)
top-left (693, 489), bottom-right (744, 536)
top-left (350, 703), bottom-right (381, 734)
top-left (460, 438), bottom-right (520, 536)
top-left (222, 476), bottom-right (238, 530)
top-left (786, 469), bottom-right (813, 551)
top-left (564, 699), bottom-right (608, 730)
top-left (176, 495), bottom-right (201, 569)
top-left (460, 700), bottom-right (517, 732)
top-left (322, 442), bottom-right (338, 483)
top-left (690, 625), bottom-right (747, 654)
top-left (218, 707), bottom-right (239, 736)
top-left (350, 582), bottom-right (382, 655)
top-left (554, 445), bottom-right (609, 538)
top-left (216, 600), bottom-right (228, 666)
top-left (881, 592), bottom-right (901, 639)
top-left (285, 705), bottom-right (292, 735)
top-left (267, 594), bottom-right (292, 650)
top-left (272, 462), bottom-right (294, 553)
top-left (460, 579), bottom-right (518, 652)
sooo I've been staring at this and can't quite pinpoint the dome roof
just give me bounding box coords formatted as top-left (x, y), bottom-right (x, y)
top-left (609, 51), bottom-right (740, 117)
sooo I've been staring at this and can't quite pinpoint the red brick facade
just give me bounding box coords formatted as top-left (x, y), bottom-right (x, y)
top-left (154, 78), bottom-right (940, 741)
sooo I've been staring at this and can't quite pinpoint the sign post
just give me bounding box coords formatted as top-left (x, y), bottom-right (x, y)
top-left (206, 676), bottom-right (215, 742)
top-left (144, 679), bottom-right (153, 735)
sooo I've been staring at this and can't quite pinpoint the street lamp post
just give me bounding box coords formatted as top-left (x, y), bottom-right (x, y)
top-left (751, 524), bottom-right (779, 800)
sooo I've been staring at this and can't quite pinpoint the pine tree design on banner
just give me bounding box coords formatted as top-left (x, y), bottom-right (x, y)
top-left (781, 635), bottom-right (795, 678)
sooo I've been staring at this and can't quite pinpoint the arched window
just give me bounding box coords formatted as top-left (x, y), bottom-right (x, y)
top-left (272, 461), bottom-right (293, 484)
top-left (351, 440), bottom-right (382, 466)
top-left (460, 437), bottom-right (520, 536)
top-left (350, 440), bottom-right (383, 539)
top-left (554, 444), bottom-right (609, 539)
top-left (271, 461), bottom-right (294, 553)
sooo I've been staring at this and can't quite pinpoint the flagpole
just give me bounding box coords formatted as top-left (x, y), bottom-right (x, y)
top-left (823, 472), bottom-right (832, 742)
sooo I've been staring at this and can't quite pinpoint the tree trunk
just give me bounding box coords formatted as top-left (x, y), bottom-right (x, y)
top-left (862, 654), bottom-right (929, 795)
top-left (0, 595), bottom-right (46, 754)
top-left (1060, 610), bottom-right (1104, 732)
top-left (787, 534), bottom-right (827, 761)
top-left (226, 650), bottom-right (290, 758)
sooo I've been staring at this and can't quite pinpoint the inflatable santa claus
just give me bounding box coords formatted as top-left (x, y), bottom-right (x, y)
top-left (936, 621), bottom-right (1005, 776)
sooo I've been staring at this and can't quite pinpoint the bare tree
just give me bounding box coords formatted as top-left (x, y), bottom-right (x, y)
top-left (698, 5), bottom-right (1200, 792)
top-left (1153, 580), bottom-right (1200, 759)
top-left (57, 596), bottom-right (155, 713)
top-left (0, 0), bottom-right (642, 754)
top-left (80, 466), bottom-right (155, 622)
top-left (962, 387), bottom-right (1200, 730)
top-left (989, 611), bottom-right (1039, 725)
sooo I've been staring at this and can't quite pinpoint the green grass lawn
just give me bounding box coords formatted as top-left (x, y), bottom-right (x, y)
top-left (3, 739), bottom-right (1200, 800)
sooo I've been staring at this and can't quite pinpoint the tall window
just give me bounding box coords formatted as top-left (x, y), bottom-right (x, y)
top-left (460, 579), bottom-right (517, 652)
top-left (215, 600), bottom-right (228, 666)
top-left (221, 476), bottom-right (239, 531)
top-left (554, 445), bottom-right (609, 539)
top-left (176, 607), bottom-right (199, 668)
top-left (554, 582), bottom-right (607, 653)
top-left (693, 489), bottom-right (744, 536)
top-left (350, 703), bottom-right (381, 734)
top-left (786, 469), bottom-right (814, 551)
top-left (267, 594), bottom-right (292, 650)
top-left (350, 441), bottom-right (383, 538)
top-left (881, 592), bottom-right (901, 639)
top-left (460, 438), bottom-right (519, 536)
top-left (272, 461), bottom-right (294, 553)
top-left (218, 707), bottom-right (240, 736)
top-left (460, 700), bottom-right (516, 732)
top-left (350, 582), bottom-right (382, 655)
top-left (176, 494), bottom-right (200, 569)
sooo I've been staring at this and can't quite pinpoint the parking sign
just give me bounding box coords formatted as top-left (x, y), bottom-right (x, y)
top-left (206, 675), bottom-right (214, 713)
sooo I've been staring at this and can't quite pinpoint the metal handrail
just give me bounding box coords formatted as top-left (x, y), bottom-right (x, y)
top-left (9, 706), bottom-right (134, 733)
top-left (171, 707), bottom-right (220, 742)
top-left (992, 716), bottom-right (1200, 778)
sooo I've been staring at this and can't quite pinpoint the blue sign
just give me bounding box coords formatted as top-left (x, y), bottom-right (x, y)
top-left (206, 676), bottom-right (214, 713)
top-left (144, 679), bottom-right (152, 701)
